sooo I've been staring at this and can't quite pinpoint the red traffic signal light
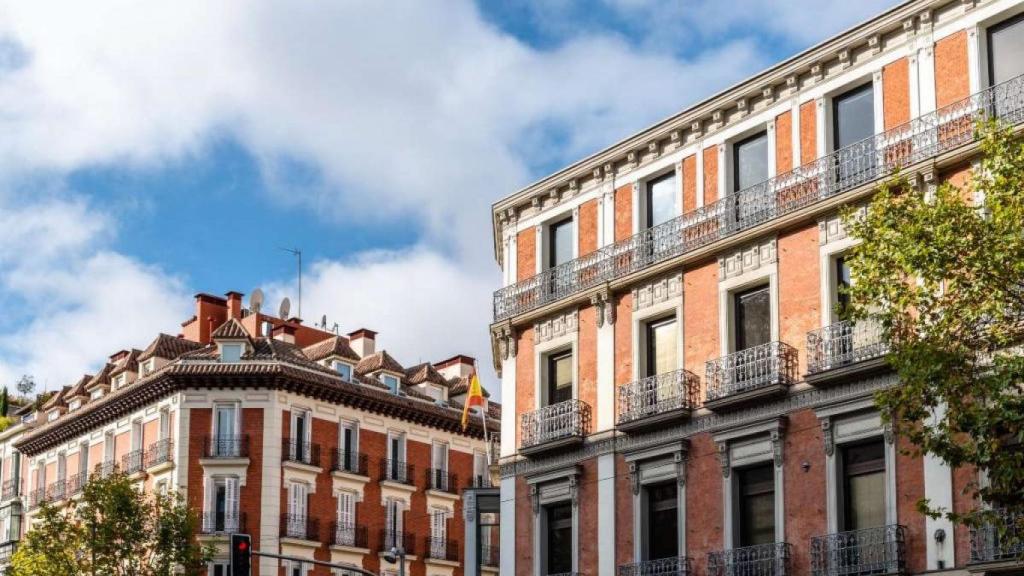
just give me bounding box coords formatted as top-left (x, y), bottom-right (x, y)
top-left (231, 533), bottom-right (251, 576)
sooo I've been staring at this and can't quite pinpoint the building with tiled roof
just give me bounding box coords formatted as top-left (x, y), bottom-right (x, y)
top-left (0, 290), bottom-right (500, 576)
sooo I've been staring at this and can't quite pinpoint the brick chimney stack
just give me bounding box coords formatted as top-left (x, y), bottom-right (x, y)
top-left (434, 354), bottom-right (476, 379)
top-left (271, 323), bottom-right (297, 344)
top-left (225, 291), bottom-right (244, 320)
top-left (348, 328), bottom-right (377, 357)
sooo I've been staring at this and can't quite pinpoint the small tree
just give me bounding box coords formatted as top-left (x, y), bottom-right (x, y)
top-left (10, 472), bottom-right (211, 576)
top-left (0, 387), bottom-right (9, 417)
top-left (844, 122), bottom-right (1024, 532)
top-left (15, 375), bottom-right (34, 399)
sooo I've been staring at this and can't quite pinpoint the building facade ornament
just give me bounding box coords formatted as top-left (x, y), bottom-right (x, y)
top-left (632, 273), bottom-right (683, 312)
top-left (771, 429), bottom-right (784, 467)
top-left (590, 290), bottom-right (616, 328)
top-left (534, 310), bottom-right (578, 344)
top-left (717, 442), bottom-right (731, 478)
top-left (674, 451), bottom-right (687, 487)
top-left (821, 417), bottom-right (835, 456)
top-left (719, 238), bottom-right (777, 281)
top-left (629, 461), bottom-right (640, 496)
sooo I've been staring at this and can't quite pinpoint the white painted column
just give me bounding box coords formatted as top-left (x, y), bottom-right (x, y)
top-left (260, 402), bottom-right (283, 575)
top-left (873, 70), bottom-right (885, 133)
top-left (924, 405), bottom-right (955, 568)
top-left (791, 99), bottom-right (802, 168)
top-left (500, 476), bottom-right (517, 576)
top-left (598, 453), bottom-right (616, 576)
top-left (695, 143), bottom-right (705, 207)
top-left (967, 25), bottom-right (981, 94)
top-left (602, 188), bottom-right (615, 248)
top-left (500, 355), bottom-right (517, 458)
top-left (767, 120), bottom-right (777, 178)
top-left (596, 320), bottom-right (615, 431)
top-left (505, 230), bottom-right (518, 287)
top-left (919, 43), bottom-right (937, 114)
top-left (716, 144), bottom-right (727, 197)
top-left (816, 97), bottom-right (828, 156)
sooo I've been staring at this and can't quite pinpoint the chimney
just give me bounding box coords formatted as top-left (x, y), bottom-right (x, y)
top-left (109, 350), bottom-right (130, 363)
top-left (271, 323), bottom-right (296, 344)
top-left (348, 328), bottom-right (377, 357)
top-left (434, 354), bottom-right (476, 379)
top-left (225, 291), bottom-right (244, 319)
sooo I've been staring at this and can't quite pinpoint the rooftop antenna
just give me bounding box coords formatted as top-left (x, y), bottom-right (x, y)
top-left (331, 322), bottom-right (340, 334)
top-left (320, 314), bottom-right (328, 329)
top-left (249, 288), bottom-right (265, 315)
top-left (279, 247), bottom-right (302, 319)
top-left (279, 297), bottom-right (291, 320)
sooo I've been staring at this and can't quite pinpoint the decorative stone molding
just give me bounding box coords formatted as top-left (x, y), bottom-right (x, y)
top-left (534, 310), bottom-right (578, 344)
top-left (629, 461), bottom-right (640, 495)
top-left (492, 323), bottom-right (518, 362)
top-left (884, 422), bottom-right (895, 445)
top-left (530, 484), bottom-right (540, 514)
top-left (818, 214), bottom-right (848, 246)
top-left (569, 475), bottom-right (579, 506)
top-left (632, 273), bottom-right (683, 312)
top-left (762, 86), bottom-right (775, 103)
top-left (902, 17), bottom-right (916, 37)
top-left (590, 290), bottom-right (616, 328)
top-left (868, 34), bottom-right (882, 54)
top-left (674, 451), bottom-right (687, 487)
top-left (691, 120), bottom-right (702, 136)
top-left (821, 417), bottom-right (835, 456)
top-left (719, 238), bottom-right (777, 281)
top-left (837, 49), bottom-right (851, 69)
top-left (717, 442), bottom-right (730, 478)
top-left (771, 429), bottom-right (784, 468)
top-left (648, 141), bottom-right (659, 156)
top-left (811, 63), bottom-right (825, 82)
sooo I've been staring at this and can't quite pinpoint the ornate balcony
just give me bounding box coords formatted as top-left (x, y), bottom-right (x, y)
top-left (94, 461), bottom-right (117, 478)
top-left (380, 529), bottom-right (416, 555)
top-left (520, 399), bottom-right (592, 456)
top-left (811, 525), bottom-right (906, 576)
top-left (144, 438), bottom-right (174, 469)
top-left (1, 480), bottom-right (19, 501)
top-left (66, 473), bottom-right (85, 496)
top-left (425, 536), bottom-right (459, 561)
top-left (705, 342), bottom-right (798, 411)
top-left (46, 479), bottom-right (66, 503)
top-left (970, 509), bottom-right (1024, 564)
top-left (807, 320), bottom-right (888, 382)
top-left (284, 438), bottom-right (321, 467)
top-left (122, 449), bottom-right (145, 475)
top-left (380, 459), bottom-right (415, 486)
top-left (332, 522), bottom-right (368, 548)
top-left (708, 542), bottom-right (792, 576)
top-left (617, 369), bottom-right (699, 432)
top-left (281, 514), bottom-right (319, 541)
top-left (332, 450), bottom-right (368, 476)
top-left (493, 74), bottom-right (1024, 322)
top-left (201, 511), bottom-right (246, 535)
top-left (203, 435), bottom-right (249, 459)
top-left (618, 556), bottom-right (693, 576)
top-left (27, 488), bottom-right (45, 510)
top-left (426, 468), bottom-right (459, 494)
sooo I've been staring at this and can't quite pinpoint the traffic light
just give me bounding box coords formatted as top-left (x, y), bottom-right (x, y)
top-left (230, 533), bottom-right (251, 576)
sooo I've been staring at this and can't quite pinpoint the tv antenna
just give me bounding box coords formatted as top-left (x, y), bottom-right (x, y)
top-left (249, 288), bottom-right (264, 314)
top-left (279, 247), bottom-right (302, 319)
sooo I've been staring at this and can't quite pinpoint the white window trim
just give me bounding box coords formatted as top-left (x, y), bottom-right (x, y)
top-left (534, 332), bottom-right (578, 409)
top-left (527, 468), bottom-right (580, 576)
top-left (211, 403), bottom-right (241, 440)
top-left (631, 301), bottom-right (684, 382)
top-left (624, 444), bottom-right (687, 563)
top-left (718, 264), bottom-right (780, 355)
top-left (386, 431), bottom-right (407, 463)
top-left (714, 418), bottom-right (786, 550)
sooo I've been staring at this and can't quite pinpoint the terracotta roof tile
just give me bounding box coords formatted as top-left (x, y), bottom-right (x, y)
top-left (302, 336), bottom-right (360, 363)
top-left (65, 375), bottom-right (93, 400)
top-left (447, 376), bottom-right (491, 398)
top-left (85, 363), bottom-right (114, 391)
top-left (138, 333), bottom-right (204, 362)
top-left (210, 318), bottom-right (250, 340)
top-left (405, 363), bottom-right (449, 387)
top-left (355, 350), bottom-right (404, 375)
top-left (109, 349), bottom-right (141, 377)
top-left (41, 386), bottom-right (71, 411)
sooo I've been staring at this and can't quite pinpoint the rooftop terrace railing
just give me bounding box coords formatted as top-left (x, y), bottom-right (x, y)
top-left (493, 74), bottom-right (1024, 322)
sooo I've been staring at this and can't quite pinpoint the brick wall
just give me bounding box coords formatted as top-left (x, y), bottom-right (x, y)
top-left (783, 409), bottom-right (828, 576)
top-left (883, 57), bottom-right (911, 129)
top-left (516, 327), bottom-right (536, 449)
top-left (800, 101), bottom-right (817, 165)
top-left (935, 31), bottom-right (970, 109)
top-left (579, 199), bottom-right (599, 256)
top-left (614, 293), bottom-right (633, 423)
top-left (578, 305), bottom-right (599, 420)
top-left (615, 183), bottom-right (633, 241)
top-left (686, 434), bottom-right (724, 575)
top-left (578, 458), bottom-right (600, 576)
top-left (682, 154), bottom-right (698, 212)
top-left (776, 111), bottom-right (794, 173)
top-left (517, 228), bottom-right (536, 281)
top-left (615, 453), bottom-right (634, 568)
top-left (703, 146), bottom-right (719, 204)
top-left (897, 436), bottom-right (927, 574)
top-left (515, 477), bottom-right (533, 576)
top-left (778, 224), bottom-right (821, 375)
top-left (242, 408), bottom-right (264, 576)
top-left (684, 260), bottom-right (719, 399)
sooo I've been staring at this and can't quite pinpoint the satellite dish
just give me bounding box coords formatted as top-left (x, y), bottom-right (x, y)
top-left (249, 288), bottom-right (264, 314)
top-left (279, 297), bottom-right (291, 319)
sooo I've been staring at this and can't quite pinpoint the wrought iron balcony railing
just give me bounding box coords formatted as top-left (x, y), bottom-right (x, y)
top-left (425, 536), bottom-right (459, 561)
top-left (807, 319), bottom-right (888, 375)
top-left (122, 449), bottom-right (145, 475)
top-left (380, 529), bottom-right (416, 555)
top-left (0, 541), bottom-right (16, 565)
top-left (520, 399), bottom-right (592, 452)
top-left (380, 459), bottom-right (415, 486)
top-left (284, 438), bottom-right (321, 467)
top-left (332, 450), bottom-right (368, 476)
top-left (46, 479), bottom-right (66, 502)
top-left (618, 556), bottom-right (693, 576)
top-left (66, 473), bottom-right (85, 496)
top-left (94, 461), bottom-right (117, 478)
top-left (27, 488), bottom-right (45, 510)
top-left (617, 369), bottom-right (699, 428)
top-left (204, 435), bottom-right (249, 459)
top-left (970, 509), bottom-right (1024, 563)
top-left (811, 524), bottom-right (906, 576)
top-left (145, 438), bottom-right (174, 468)
top-left (281, 514), bottom-right (319, 541)
top-left (493, 74), bottom-right (1024, 322)
top-left (1, 480), bottom-right (19, 501)
top-left (332, 522), bottom-right (368, 548)
top-left (708, 542), bottom-right (792, 576)
top-left (426, 468), bottom-right (459, 493)
top-left (706, 342), bottom-right (798, 404)
top-left (200, 511), bottom-right (246, 534)
top-left (481, 543), bottom-right (500, 567)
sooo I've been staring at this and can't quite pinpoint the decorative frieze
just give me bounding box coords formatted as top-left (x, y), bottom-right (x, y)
top-left (534, 310), bottom-right (578, 344)
top-left (821, 417), bottom-right (835, 456)
top-left (632, 273), bottom-right (683, 312)
top-left (719, 238), bottom-right (777, 281)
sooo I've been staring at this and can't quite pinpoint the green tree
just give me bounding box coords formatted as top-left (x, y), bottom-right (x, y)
top-left (10, 472), bottom-right (212, 576)
top-left (14, 375), bottom-right (34, 399)
top-left (0, 387), bottom-right (9, 417)
top-left (843, 122), bottom-right (1024, 532)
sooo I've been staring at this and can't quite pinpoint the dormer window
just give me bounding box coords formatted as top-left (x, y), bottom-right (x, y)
top-left (113, 374), bottom-right (126, 389)
top-left (90, 389), bottom-right (104, 400)
top-left (333, 361), bottom-right (353, 382)
top-left (221, 344), bottom-right (243, 363)
top-left (68, 399), bottom-right (82, 412)
top-left (382, 374), bottom-right (399, 394)
top-left (424, 385), bottom-right (443, 403)
top-left (47, 410), bottom-right (60, 422)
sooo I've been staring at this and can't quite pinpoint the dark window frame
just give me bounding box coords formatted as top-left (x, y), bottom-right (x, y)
top-left (644, 315), bottom-right (678, 378)
top-left (644, 481), bottom-right (679, 561)
top-left (544, 501), bottom-right (574, 575)
top-left (987, 11), bottom-right (1024, 86)
top-left (834, 254), bottom-right (852, 318)
top-left (547, 217), bottom-right (574, 270)
top-left (645, 171), bottom-right (677, 229)
top-left (733, 284), bottom-right (772, 352)
top-left (735, 462), bottom-right (776, 547)
top-left (838, 438), bottom-right (887, 532)
top-left (732, 130), bottom-right (769, 193)
top-left (546, 349), bottom-right (574, 406)
top-left (831, 82), bottom-right (875, 153)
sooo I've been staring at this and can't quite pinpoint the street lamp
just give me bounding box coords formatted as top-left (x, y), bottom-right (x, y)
top-left (382, 545), bottom-right (406, 576)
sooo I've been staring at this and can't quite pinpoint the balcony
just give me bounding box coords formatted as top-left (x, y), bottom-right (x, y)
top-left (618, 557), bottom-right (693, 576)
top-left (201, 511), bottom-right (246, 535)
top-left (203, 435), bottom-right (249, 459)
top-left (426, 468), bottom-right (459, 494)
top-left (380, 459), bottom-right (415, 486)
top-left (471, 474), bottom-right (493, 488)
top-left (122, 449), bottom-right (145, 476)
top-left (66, 473), bottom-right (85, 496)
top-left (94, 461), bottom-right (117, 478)
top-left (144, 438), bottom-right (174, 469)
top-left (332, 450), bottom-right (368, 476)
top-left (807, 320), bottom-right (889, 383)
top-left (520, 399), bottom-right (592, 456)
top-left (425, 537), bottom-right (459, 562)
top-left (617, 369), bottom-right (699, 432)
top-left (705, 342), bottom-right (798, 411)
top-left (481, 543), bottom-right (500, 567)
top-left (970, 509), bottom-right (1024, 564)
top-left (1, 480), bottom-right (19, 501)
top-left (811, 525), bottom-right (906, 576)
top-left (493, 74), bottom-right (1024, 323)
top-left (0, 541), bottom-right (17, 565)
top-left (332, 522), bottom-right (369, 548)
top-left (46, 479), bottom-right (66, 503)
top-left (708, 542), bottom-right (792, 576)
top-left (380, 529), bottom-right (416, 555)
top-left (281, 514), bottom-right (319, 541)
top-left (284, 438), bottom-right (321, 468)
top-left (27, 488), bottom-right (45, 510)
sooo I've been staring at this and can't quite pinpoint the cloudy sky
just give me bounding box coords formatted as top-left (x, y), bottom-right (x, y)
top-left (0, 0), bottom-right (897, 398)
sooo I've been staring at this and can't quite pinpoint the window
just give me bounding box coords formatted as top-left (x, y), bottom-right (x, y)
top-left (832, 83), bottom-right (875, 151)
top-left (988, 13), bottom-right (1024, 86)
top-left (68, 399), bottom-right (81, 412)
top-left (90, 388), bottom-right (103, 400)
top-left (840, 440), bottom-right (886, 531)
top-left (287, 482), bottom-right (309, 537)
top-left (103, 431), bottom-right (115, 465)
top-left (734, 285), bottom-right (771, 351)
top-left (206, 476), bottom-right (239, 532)
top-left (834, 255), bottom-right (852, 317)
top-left (131, 419), bottom-right (143, 452)
top-left (47, 410), bottom-right (59, 423)
top-left (544, 502), bottom-right (574, 575)
top-left (644, 316), bottom-right (678, 377)
top-left (646, 172), bottom-right (677, 228)
top-left (339, 420), bottom-right (359, 473)
top-left (290, 409), bottom-right (310, 462)
top-left (220, 344), bottom-right (242, 363)
top-left (382, 374), bottom-right (400, 394)
top-left (213, 405), bottom-right (237, 456)
top-left (548, 218), bottom-right (574, 269)
top-left (431, 442), bottom-right (449, 490)
top-left (733, 131), bottom-right (769, 193)
top-left (384, 498), bottom-right (404, 547)
top-left (209, 563), bottom-right (229, 576)
top-left (56, 453), bottom-right (66, 484)
top-left (424, 385), bottom-right (443, 403)
top-left (337, 490), bottom-right (356, 545)
top-left (79, 442), bottom-right (89, 479)
top-left (646, 482), bottom-right (678, 560)
top-left (737, 464), bottom-right (775, 547)
top-left (430, 508), bottom-right (448, 557)
top-left (546, 351), bottom-right (573, 406)
top-left (113, 374), bottom-right (125, 389)
top-left (473, 451), bottom-right (488, 487)
top-left (387, 432), bottom-right (406, 482)
top-left (334, 361), bottom-right (353, 381)
top-left (159, 408), bottom-right (171, 440)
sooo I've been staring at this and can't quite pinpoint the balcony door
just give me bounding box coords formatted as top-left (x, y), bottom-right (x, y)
top-left (544, 502), bottom-right (574, 575)
top-left (840, 440), bottom-right (886, 531)
top-left (988, 13), bottom-right (1024, 86)
top-left (832, 83), bottom-right (876, 185)
top-left (546, 351), bottom-right (573, 406)
top-left (647, 172), bottom-right (678, 229)
top-left (646, 482), bottom-right (679, 561)
top-left (214, 405), bottom-right (236, 457)
top-left (734, 285), bottom-right (771, 352)
top-left (737, 463), bottom-right (776, 547)
top-left (646, 317), bottom-right (678, 378)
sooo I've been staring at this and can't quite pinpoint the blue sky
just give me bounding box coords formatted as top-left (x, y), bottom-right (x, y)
top-left (0, 0), bottom-right (896, 396)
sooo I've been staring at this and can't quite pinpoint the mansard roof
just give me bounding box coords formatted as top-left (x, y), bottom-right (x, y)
top-left (138, 333), bottom-right (204, 362)
top-left (355, 350), bottom-right (405, 375)
top-left (303, 336), bottom-right (360, 363)
top-left (210, 317), bottom-right (250, 340)
top-left (405, 362), bottom-right (449, 387)
top-left (109, 349), bottom-right (141, 377)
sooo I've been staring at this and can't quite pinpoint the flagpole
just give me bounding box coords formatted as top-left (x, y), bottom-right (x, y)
top-left (475, 363), bottom-right (491, 467)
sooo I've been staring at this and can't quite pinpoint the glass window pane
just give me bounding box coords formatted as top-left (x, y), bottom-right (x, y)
top-left (548, 352), bottom-right (573, 405)
top-left (647, 483), bottom-right (678, 560)
top-left (842, 440), bottom-right (886, 531)
top-left (735, 286), bottom-right (771, 351)
top-left (835, 256), bottom-right (852, 315)
top-left (647, 173), bottom-right (677, 228)
top-left (989, 14), bottom-right (1024, 85)
top-left (547, 503), bottom-right (573, 574)
top-left (738, 464), bottom-right (775, 546)
top-left (647, 318), bottom-right (678, 377)
top-left (549, 218), bottom-right (573, 268)
top-left (833, 84), bottom-right (875, 150)
top-left (733, 132), bottom-right (768, 192)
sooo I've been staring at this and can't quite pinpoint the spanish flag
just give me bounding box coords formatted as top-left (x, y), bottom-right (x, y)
top-left (461, 371), bottom-right (485, 431)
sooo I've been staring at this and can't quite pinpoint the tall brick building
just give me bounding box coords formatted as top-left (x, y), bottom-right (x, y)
top-left (488, 1), bottom-right (1024, 575)
top-left (0, 291), bottom-right (500, 576)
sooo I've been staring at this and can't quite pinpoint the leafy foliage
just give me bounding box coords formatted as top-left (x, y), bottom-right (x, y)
top-left (14, 376), bottom-right (34, 398)
top-left (843, 122), bottom-right (1024, 530)
top-left (10, 472), bottom-right (212, 576)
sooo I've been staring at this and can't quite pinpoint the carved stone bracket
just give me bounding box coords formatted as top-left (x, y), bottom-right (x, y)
top-left (674, 451), bottom-right (687, 487)
top-left (530, 484), bottom-right (540, 515)
top-left (569, 475), bottom-right (579, 507)
top-left (590, 288), bottom-right (616, 328)
top-left (771, 430), bottom-right (784, 468)
top-left (884, 422), bottom-right (895, 445)
top-left (492, 323), bottom-right (517, 361)
top-left (717, 442), bottom-right (730, 478)
top-left (821, 417), bottom-right (835, 456)
top-left (629, 461), bottom-right (640, 496)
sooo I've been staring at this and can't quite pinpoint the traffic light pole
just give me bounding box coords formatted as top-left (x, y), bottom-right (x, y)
top-left (250, 550), bottom-right (381, 576)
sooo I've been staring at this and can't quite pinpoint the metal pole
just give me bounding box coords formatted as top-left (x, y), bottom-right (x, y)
top-left (252, 549), bottom-right (379, 576)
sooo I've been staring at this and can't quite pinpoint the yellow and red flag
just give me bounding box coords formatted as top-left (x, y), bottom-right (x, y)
top-left (461, 371), bottom-right (485, 431)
